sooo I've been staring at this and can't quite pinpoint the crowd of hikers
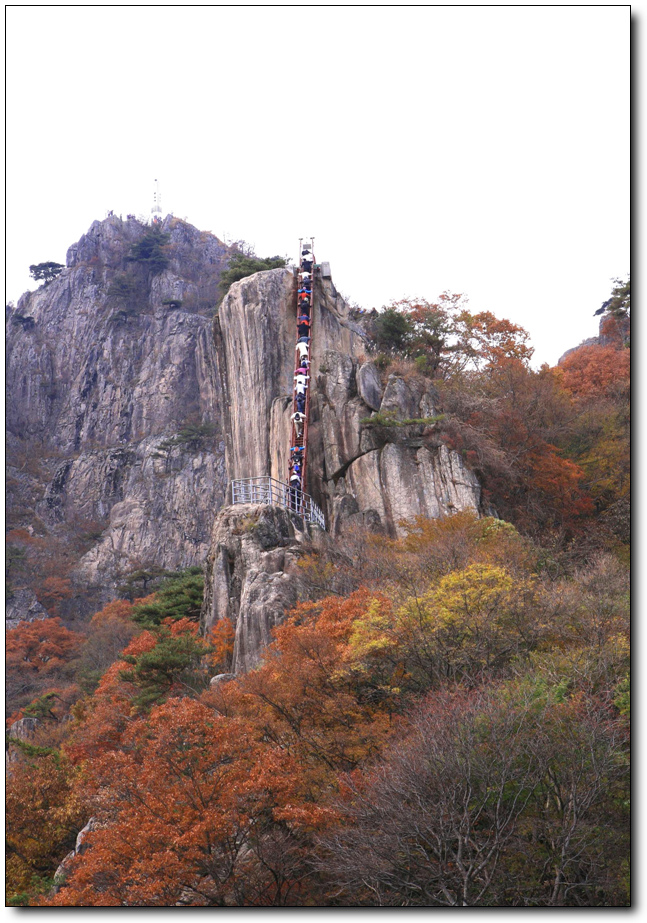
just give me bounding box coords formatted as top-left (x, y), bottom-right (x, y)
top-left (288, 243), bottom-right (315, 511)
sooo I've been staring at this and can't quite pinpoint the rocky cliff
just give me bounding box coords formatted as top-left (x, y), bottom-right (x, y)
top-left (6, 216), bottom-right (233, 618)
top-left (213, 266), bottom-right (481, 537)
top-left (203, 266), bottom-right (482, 670)
top-left (200, 504), bottom-right (319, 673)
top-left (8, 218), bottom-right (483, 673)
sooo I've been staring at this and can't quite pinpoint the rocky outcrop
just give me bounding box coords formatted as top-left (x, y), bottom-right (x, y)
top-left (52, 817), bottom-right (99, 893)
top-left (214, 268), bottom-right (297, 485)
top-left (200, 504), bottom-right (319, 673)
top-left (558, 313), bottom-right (631, 364)
top-left (202, 268), bottom-right (483, 671)
top-left (214, 268), bottom-right (480, 538)
top-left (5, 587), bottom-right (48, 630)
top-left (315, 357), bottom-right (481, 536)
top-left (6, 216), bottom-right (233, 614)
top-left (214, 266), bottom-right (366, 488)
top-left (6, 716), bottom-right (40, 766)
top-left (8, 217), bottom-right (484, 669)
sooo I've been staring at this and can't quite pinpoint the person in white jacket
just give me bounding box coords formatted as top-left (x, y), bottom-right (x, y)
top-left (295, 373), bottom-right (309, 395)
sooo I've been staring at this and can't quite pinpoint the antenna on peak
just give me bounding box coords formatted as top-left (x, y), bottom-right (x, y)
top-left (150, 179), bottom-right (162, 225)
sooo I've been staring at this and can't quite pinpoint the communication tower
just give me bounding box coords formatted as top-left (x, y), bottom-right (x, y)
top-left (150, 179), bottom-right (162, 225)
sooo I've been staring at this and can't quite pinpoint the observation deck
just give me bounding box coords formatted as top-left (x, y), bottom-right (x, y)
top-left (231, 476), bottom-right (325, 530)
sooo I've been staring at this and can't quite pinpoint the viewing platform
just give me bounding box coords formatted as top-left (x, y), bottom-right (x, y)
top-left (231, 477), bottom-right (326, 530)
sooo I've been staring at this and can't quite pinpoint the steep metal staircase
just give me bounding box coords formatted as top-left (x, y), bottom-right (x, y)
top-left (231, 239), bottom-right (325, 529)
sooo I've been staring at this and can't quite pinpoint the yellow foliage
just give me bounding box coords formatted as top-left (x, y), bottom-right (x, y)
top-left (345, 564), bottom-right (540, 690)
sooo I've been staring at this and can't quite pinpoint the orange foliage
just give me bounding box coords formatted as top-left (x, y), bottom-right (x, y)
top-left (208, 617), bottom-right (236, 672)
top-left (89, 598), bottom-right (135, 626)
top-left (208, 589), bottom-right (393, 779)
top-left (6, 618), bottom-right (83, 676)
top-left (65, 631), bottom-right (159, 761)
top-left (35, 576), bottom-right (73, 616)
top-left (558, 345), bottom-right (630, 401)
top-left (45, 698), bottom-right (336, 906)
top-left (166, 615), bottom-right (199, 636)
top-left (6, 751), bottom-right (90, 900)
top-left (523, 445), bottom-right (594, 519)
top-left (600, 313), bottom-right (630, 348)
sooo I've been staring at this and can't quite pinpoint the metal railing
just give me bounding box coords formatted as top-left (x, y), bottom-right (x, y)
top-left (231, 476), bottom-right (326, 530)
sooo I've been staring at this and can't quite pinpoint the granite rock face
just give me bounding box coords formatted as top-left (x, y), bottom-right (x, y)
top-left (213, 266), bottom-right (366, 490)
top-left (6, 215), bottom-right (233, 615)
top-left (5, 587), bottom-right (48, 630)
top-left (317, 363), bottom-right (481, 537)
top-left (202, 267), bottom-right (483, 671)
top-left (200, 504), bottom-right (316, 673)
top-left (214, 267), bottom-right (480, 539)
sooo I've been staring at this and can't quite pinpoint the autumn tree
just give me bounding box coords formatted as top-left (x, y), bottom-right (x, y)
top-left (6, 618), bottom-right (83, 714)
top-left (318, 685), bottom-right (629, 906)
top-left (75, 598), bottom-right (140, 692)
top-left (35, 575), bottom-right (73, 617)
top-left (345, 563), bottom-right (542, 699)
top-left (46, 698), bottom-right (335, 906)
top-left (370, 294), bottom-right (533, 378)
top-left (207, 590), bottom-right (393, 778)
top-left (556, 342), bottom-right (630, 540)
top-left (6, 750), bottom-right (89, 905)
top-left (439, 358), bottom-right (593, 536)
top-left (66, 618), bottom-right (214, 763)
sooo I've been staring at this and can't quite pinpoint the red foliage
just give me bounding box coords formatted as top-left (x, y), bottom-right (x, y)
top-left (208, 617), bottom-right (236, 672)
top-left (6, 618), bottom-right (83, 676)
top-left (35, 576), bottom-right (73, 616)
top-left (46, 698), bottom-right (337, 906)
top-left (558, 344), bottom-right (630, 401)
top-left (89, 598), bottom-right (136, 626)
top-left (65, 631), bottom-right (159, 761)
top-left (209, 589), bottom-right (393, 780)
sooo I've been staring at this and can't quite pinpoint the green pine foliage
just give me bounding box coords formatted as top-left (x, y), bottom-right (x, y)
top-left (29, 262), bottom-right (64, 284)
top-left (372, 308), bottom-right (412, 353)
top-left (152, 423), bottom-right (217, 458)
top-left (126, 227), bottom-right (170, 274)
top-left (119, 627), bottom-right (211, 709)
top-left (131, 567), bottom-right (204, 627)
top-left (219, 253), bottom-right (288, 294)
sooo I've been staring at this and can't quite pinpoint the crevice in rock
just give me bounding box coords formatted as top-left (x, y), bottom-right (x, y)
top-left (324, 447), bottom-right (376, 484)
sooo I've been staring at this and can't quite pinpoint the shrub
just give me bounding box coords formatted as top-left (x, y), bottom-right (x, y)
top-left (152, 423), bottom-right (217, 458)
top-left (131, 568), bottom-right (204, 627)
top-left (29, 262), bottom-right (64, 284)
top-left (219, 252), bottom-right (288, 294)
top-left (126, 227), bottom-right (170, 274)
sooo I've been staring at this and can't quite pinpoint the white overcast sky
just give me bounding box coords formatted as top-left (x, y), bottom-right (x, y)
top-left (6, 4), bottom-right (629, 368)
